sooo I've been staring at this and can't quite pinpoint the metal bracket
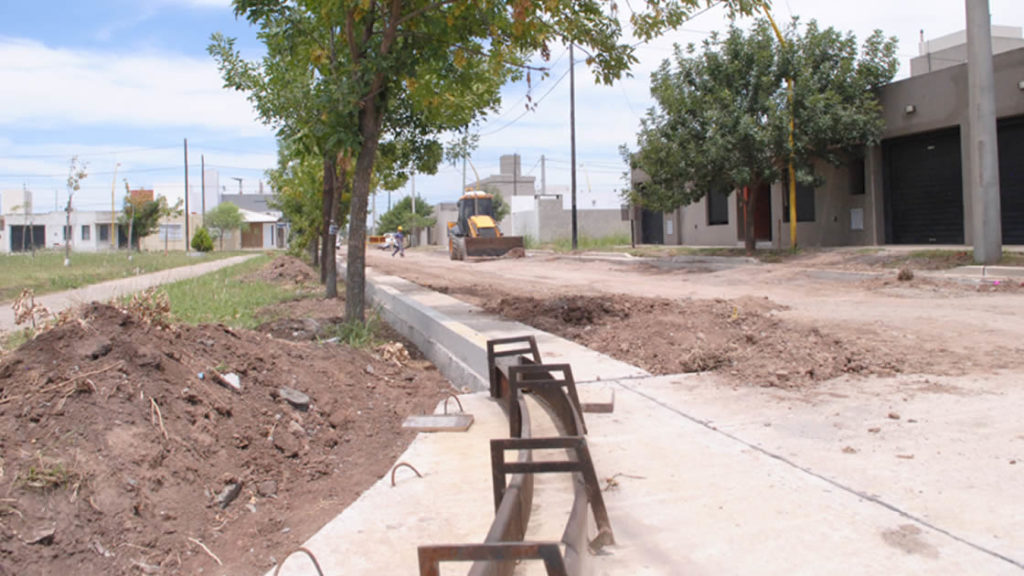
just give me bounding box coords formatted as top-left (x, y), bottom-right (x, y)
top-left (418, 542), bottom-right (567, 576)
top-left (491, 436), bottom-right (614, 547)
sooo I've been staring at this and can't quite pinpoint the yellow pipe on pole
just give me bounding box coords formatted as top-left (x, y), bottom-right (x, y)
top-left (761, 5), bottom-right (797, 249)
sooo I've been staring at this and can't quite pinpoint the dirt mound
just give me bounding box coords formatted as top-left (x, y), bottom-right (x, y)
top-left (487, 294), bottom-right (913, 387)
top-left (0, 302), bottom-right (449, 575)
top-left (251, 255), bottom-right (317, 285)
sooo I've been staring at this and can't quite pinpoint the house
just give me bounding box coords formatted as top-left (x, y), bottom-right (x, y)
top-left (218, 193), bottom-right (288, 249)
top-left (1, 188), bottom-right (128, 253)
top-left (633, 26), bottom-right (1024, 248)
top-left (432, 154), bottom-right (630, 244)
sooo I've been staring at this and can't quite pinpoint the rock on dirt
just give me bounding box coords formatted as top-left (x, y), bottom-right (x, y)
top-left (0, 256), bottom-right (451, 576)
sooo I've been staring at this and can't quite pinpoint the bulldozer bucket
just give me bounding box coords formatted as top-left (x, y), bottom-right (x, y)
top-left (463, 236), bottom-right (525, 258)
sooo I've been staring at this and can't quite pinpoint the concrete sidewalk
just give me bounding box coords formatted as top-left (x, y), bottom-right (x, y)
top-left (271, 264), bottom-right (1024, 575)
top-left (0, 254), bottom-right (258, 334)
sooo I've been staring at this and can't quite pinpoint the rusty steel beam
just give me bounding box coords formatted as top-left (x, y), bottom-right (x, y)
top-left (487, 335), bottom-right (541, 398)
top-left (491, 436), bottom-right (614, 548)
top-left (418, 542), bottom-right (568, 576)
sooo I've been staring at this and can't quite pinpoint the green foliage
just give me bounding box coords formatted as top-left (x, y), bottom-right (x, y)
top-left (205, 202), bottom-right (245, 249)
top-left (162, 255), bottom-right (316, 328)
top-left (2, 328), bottom-right (34, 353)
top-left (191, 227), bottom-right (214, 252)
top-left (267, 148), bottom-right (325, 256)
top-left (0, 251), bottom-right (240, 301)
top-left (216, 0), bottom-right (761, 322)
top-left (480, 186), bottom-right (511, 222)
top-left (548, 233), bottom-right (631, 252)
top-left (377, 195), bottom-right (435, 235)
top-left (325, 310), bottom-right (383, 349)
top-left (624, 18), bottom-right (898, 250)
top-left (120, 195), bottom-right (181, 247)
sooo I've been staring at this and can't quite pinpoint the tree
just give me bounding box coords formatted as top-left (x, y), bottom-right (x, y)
top-left (624, 18), bottom-right (898, 253)
top-left (64, 156), bottom-right (88, 266)
top-left (481, 186), bottom-right (511, 223)
top-left (120, 194), bottom-right (179, 252)
top-left (377, 195), bottom-right (436, 246)
top-left (191, 227), bottom-right (214, 252)
top-left (220, 0), bottom-right (761, 324)
top-left (205, 202), bottom-right (245, 250)
top-left (267, 146), bottom-right (328, 264)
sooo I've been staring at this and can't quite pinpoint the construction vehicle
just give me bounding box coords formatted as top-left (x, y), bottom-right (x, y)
top-left (447, 191), bottom-right (524, 260)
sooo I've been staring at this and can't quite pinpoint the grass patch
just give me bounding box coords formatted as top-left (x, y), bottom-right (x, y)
top-left (18, 455), bottom-right (82, 493)
top-left (323, 309), bottom-right (383, 348)
top-left (627, 245), bottom-right (800, 263)
top-left (161, 254), bottom-right (318, 328)
top-left (1, 329), bottom-right (35, 353)
top-left (0, 250), bottom-right (243, 302)
top-left (542, 233), bottom-right (633, 253)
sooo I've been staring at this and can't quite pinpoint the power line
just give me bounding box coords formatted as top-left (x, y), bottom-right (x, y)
top-left (478, 64), bottom-right (574, 137)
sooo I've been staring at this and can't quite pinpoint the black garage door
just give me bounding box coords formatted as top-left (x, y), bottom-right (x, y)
top-left (884, 128), bottom-right (964, 244)
top-left (999, 116), bottom-right (1024, 244)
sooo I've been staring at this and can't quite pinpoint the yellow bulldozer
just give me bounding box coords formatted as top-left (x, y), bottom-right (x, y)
top-left (447, 191), bottom-right (524, 260)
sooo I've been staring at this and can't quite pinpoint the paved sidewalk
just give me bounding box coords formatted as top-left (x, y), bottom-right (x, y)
top-left (0, 254), bottom-right (259, 333)
top-left (277, 264), bottom-right (1024, 575)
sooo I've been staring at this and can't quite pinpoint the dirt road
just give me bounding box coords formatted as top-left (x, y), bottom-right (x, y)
top-left (365, 246), bottom-right (1024, 378)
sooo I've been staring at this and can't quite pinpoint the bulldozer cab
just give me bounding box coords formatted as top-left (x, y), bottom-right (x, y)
top-left (448, 191), bottom-right (524, 260)
top-left (454, 192), bottom-right (496, 236)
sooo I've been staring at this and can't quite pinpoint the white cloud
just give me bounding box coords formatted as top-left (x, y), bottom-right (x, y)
top-left (0, 37), bottom-right (271, 137)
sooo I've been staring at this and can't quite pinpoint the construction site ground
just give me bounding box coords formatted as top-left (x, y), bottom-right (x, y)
top-left (1, 246), bottom-right (1023, 574)
top-left (349, 244), bottom-right (1024, 575)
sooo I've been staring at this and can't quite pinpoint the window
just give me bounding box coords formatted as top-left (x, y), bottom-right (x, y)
top-left (98, 223), bottom-right (110, 242)
top-left (782, 182), bottom-right (816, 223)
top-left (63, 225), bottom-right (72, 241)
top-left (707, 189), bottom-right (729, 226)
top-left (159, 224), bottom-right (183, 241)
top-left (81, 225), bottom-right (91, 241)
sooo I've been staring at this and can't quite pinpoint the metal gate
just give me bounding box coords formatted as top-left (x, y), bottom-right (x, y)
top-left (883, 127), bottom-right (964, 244)
top-left (999, 115), bottom-right (1024, 245)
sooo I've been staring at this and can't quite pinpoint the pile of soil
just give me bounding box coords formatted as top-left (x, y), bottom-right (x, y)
top-left (248, 254), bottom-right (317, 285)
top-left (486, 294), bottom-right (912, 387)
top-left (0, 270), bottom-right (450, 575)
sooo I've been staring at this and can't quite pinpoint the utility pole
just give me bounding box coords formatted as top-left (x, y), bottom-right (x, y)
top-left (462, 127), bottom-right (468, 192)
top-left (541, 155), bottom-right (547, 195)
top-left (110, 162), bottom-right (119, 249)
top-left (966, 0), bottom-right (1002, 263)
top-left (569, 42), bottom-right (578, 251)
top-left (184, 138), bottom-right (190, 253)
top-left (201, 154), bottom-right (207, 225)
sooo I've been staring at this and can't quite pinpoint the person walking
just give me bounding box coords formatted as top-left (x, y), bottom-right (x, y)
top-left (392, 226), bottom-right (405, 258)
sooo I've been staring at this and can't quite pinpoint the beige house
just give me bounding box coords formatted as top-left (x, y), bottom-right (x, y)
top-left (632, 28), bottom-right (1024, 248)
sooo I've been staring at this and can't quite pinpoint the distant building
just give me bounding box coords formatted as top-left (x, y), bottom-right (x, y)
top-left (631, 29), bottom-right (1024, 248)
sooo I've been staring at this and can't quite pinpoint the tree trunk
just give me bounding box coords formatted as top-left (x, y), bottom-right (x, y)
top-left (345, 89), bottom-right (386, 324)
top-left (743, 183), bottom-right (760, 255)
top-left (325, 154), bottom-right (346, 299)
top-left (319, 154), bottom-right (335, 285)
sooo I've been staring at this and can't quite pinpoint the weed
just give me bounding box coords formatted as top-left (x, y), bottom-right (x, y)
top-left (2, 329), bottom-right (35, 352)
top-left (18, 456), bottom-right (81, 493)
top-left (326, 309), bottom-right (383, 348)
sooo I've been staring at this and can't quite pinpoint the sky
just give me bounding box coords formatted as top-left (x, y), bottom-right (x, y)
top-left (1, 0), bottom-right (1023, 223)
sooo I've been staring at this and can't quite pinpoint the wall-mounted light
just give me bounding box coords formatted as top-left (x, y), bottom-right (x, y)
top-left (905, 104), bottom-right (917, 114)
top-left (1018, 80), bottom-right (1024, 90)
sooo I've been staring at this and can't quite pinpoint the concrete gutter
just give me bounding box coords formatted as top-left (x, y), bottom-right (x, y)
top-left (948, 264), bottom-right (1024, 279)
top-left (292, 261), bottom-right (1024, 575)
